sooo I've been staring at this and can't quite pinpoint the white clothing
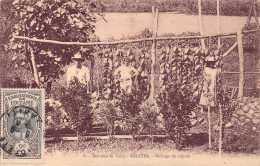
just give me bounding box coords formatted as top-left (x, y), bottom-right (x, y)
top-left (114, 64), bottom-right (138, 93)
top-left (114, 65), bottom-right (137, 81)
top-left (67, 64), bottom-right (90, 86)
top-left (199, 67), bottom-right (220, 107)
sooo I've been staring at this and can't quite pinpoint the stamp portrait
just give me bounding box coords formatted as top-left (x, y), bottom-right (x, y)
top-left (0, 89), bottom-right (44, 163)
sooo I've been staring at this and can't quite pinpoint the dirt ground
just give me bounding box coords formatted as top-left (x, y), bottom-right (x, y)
top-left (5, 139), bottom-right (257, 166)
top-left (28, 147), bottom-right (260, 166)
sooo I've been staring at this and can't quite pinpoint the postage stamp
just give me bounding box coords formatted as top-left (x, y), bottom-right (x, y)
top-left (0, 89), bottom-right (44, 163)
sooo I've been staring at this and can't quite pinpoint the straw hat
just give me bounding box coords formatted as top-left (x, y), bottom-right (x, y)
top-left (72, 53), bottom-right (84, 61)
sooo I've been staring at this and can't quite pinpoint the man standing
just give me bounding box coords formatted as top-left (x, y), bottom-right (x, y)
top-left (114, 57), bottom-right (138, 94)
top-left (67, 53), bottom-right (90, 92)
top-left (199, 56), bottom-right (221, 107)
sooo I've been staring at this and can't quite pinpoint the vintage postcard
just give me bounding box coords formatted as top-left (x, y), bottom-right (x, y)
top-left (0, 0), bottom-right (259, 166)
top-left (0, 89), bottom-right (44, 163)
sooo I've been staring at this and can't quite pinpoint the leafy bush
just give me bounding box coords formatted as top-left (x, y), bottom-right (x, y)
top-left (60, 79), bottom-right (93, 136)
top-left (115, 88), bottom-right (143, 139)
top-left (139, 100), bottom-right (161, 139)
top-left (222, 132), bottom-right (259, 152)
top-left (157, 82), bottom-right (196, 150)
top-left (45, 99), bottom-right (70, 136)
top-left (92, 100), bottom-right (120, 137)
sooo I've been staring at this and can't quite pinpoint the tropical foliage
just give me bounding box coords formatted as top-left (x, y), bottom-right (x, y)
top-left (7, 0), bottom-right (103, 86)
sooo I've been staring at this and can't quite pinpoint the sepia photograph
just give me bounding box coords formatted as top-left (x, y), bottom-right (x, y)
top-left (0, 0), bottom-right (259, 165)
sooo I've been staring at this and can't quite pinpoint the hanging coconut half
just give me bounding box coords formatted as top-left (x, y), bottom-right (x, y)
top-left (194, 47), bottom-right (201, 56)
top-left (225, 122), bottom-right (233, 128)
top-left (172, 47), bottom-right (179, 54)
top-left (193, 91), bottom-right (199, 98)
top-left (129, 54), bottom-right (135, 61)
top-left (166, 46), bottom-right (170, 54)
top-left (193, 82), bottom-right (199, 90)
top-left (116, 49), bottom-right (124, 58)
top-left (194, 57), bottom-right (200, 66)
top-left (171, 66), bottom-right (177, 71)
top-left (170, 58), bottom-right (178, 65)
top-left (165, 63), bottom-right (170, 71)
top-left (127, 49), bottom-right (133, 57)
top-left (197, 117), bottom-right (204, 123)
top-left (160, 65), bottom-right (166, 74)
top-left (114, 61), bottom-right (120, 68)
top-left (184, 47), bottom-right (190, 55)
top-left (191, 119), bottom-right (197, 126)
top-left (191, 111), bottom-right (196, 118)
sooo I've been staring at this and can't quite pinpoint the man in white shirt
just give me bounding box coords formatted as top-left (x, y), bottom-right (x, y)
top-left (67, 53), bottom-right (90, 92)
top-left (114, 57), bottom-right (138, 94)
top-left (199, 56), bottom-right (221, 107)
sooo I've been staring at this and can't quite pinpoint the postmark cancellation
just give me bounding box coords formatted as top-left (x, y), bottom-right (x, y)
top-left (0, 89), bottom-right (44, 163)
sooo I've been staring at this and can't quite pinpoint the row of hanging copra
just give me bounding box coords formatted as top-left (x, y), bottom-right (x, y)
top-left (159, 46), bottom-right (221, 95)
top-left (100, 48), bottom-right (149, 99)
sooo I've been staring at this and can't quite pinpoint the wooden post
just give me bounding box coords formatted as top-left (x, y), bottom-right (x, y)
top-left (217, 0), bottom-right (221, 49)
top-left (198, 0), bottom-right (206, 49)
top-left (253, 0), bottom-right (259, 28)
top-left (29, 48), bottom-right (40, 86)
top-left (24, 23), bottom-right (40, 87)
top-left (90, 56), bottom-right (94, 93)
top-left (246, 2), bottom-right (253, 25)
top-left (208, 105), bottom-right (212, 149)
top-left (218, 103), bottom-right (223, 157)
top-left (237, 31), bottom-right (244, 98)
top-left (149, 6), bottom-right (159, 101)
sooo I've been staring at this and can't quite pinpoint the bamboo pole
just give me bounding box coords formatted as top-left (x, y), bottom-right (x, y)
top-left (14, 29), bottom-right (260, 46)
top-left (13, 29), bottom-right (259, 46)
top-left (221, 42), bottom-right (238, 57)
top-left (217, 0), bottom-right (221, 49)
top-left (149, 6), bottom-right (159, 101)
top-left (208, 105), bottom-right (212, 149)
top-left (12, 33), bottom-right (239, 46)
top-left (198, 0), bottom-right (206, 49)
top-left (237, 31), bottom-right (244, 98)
